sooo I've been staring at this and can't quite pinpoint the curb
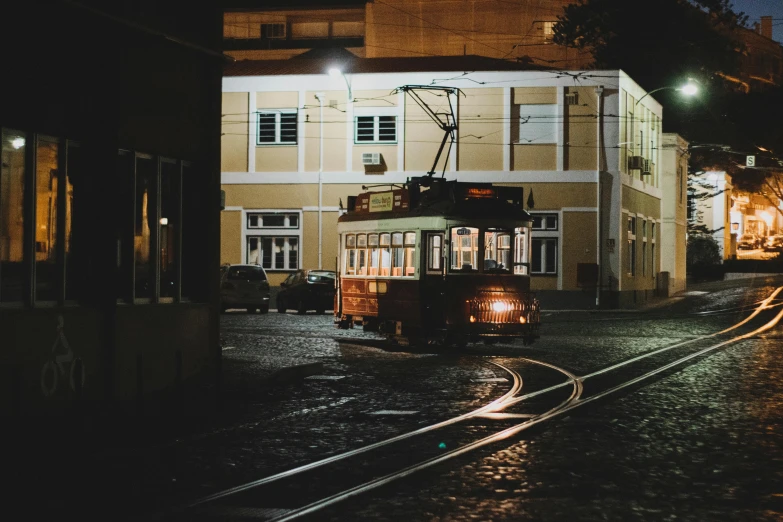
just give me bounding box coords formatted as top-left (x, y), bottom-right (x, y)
top-left (265, 362), bottom-right (324, 385)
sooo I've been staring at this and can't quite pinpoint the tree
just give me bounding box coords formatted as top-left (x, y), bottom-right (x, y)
top-left (687, 233), bottom-right (721, 266)
top-left (552, 0), bottom-right (762, 148)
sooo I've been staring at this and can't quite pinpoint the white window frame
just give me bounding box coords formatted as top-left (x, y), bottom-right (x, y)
top-left (257, 109), bottom-right (298, 145)
top-left (518, 104), bottom-right (557, 144)
top-left (354, 115), bottom-right (397, 144)
top-left (530, 212), bottom-right (559, 276)
top-left (242, 209), bottom-right (302, 272)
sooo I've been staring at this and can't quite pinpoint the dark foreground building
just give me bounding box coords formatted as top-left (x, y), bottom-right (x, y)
top-left (1, 1), bottom-right (224, 430)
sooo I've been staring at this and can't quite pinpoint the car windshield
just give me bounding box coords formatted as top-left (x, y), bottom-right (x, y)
top-left (227, 266), bottom-right (267, 281)
top-left (307, 271), bottom-right (336, 283)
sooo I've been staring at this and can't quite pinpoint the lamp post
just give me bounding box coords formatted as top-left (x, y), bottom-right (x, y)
top-left (636, 79), bottom-right (698, 106)
top-left (314, 92), bottom-right (324, 269)
top-left (328, 67), bottom-right (353, 102)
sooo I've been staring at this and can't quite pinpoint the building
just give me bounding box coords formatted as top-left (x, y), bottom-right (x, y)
top-left (220, 56), bottom-right (672, 308)
top-left (660, 133), bottom-right (689, 295)
top-left (690, 170), bottom-right (734, 260)
top-left (1, 1), bottom-right (224, 425)
top-left (223, 0), bottom-right (591, 69)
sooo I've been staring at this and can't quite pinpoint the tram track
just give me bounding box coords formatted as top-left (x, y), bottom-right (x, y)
top-left (149, 287), bottom-right (783, 521)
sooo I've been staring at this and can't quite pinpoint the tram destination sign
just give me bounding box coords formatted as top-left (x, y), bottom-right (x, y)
top-left (356, 189), bottom-right (410, 213)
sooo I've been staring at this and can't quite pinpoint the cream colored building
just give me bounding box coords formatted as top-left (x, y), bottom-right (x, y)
top-left (221, 57), bottom-right (671, 308)
top-left (660, 133), bottom-right (689, 295)
top-left (692, 170), bottom-right (735, 259)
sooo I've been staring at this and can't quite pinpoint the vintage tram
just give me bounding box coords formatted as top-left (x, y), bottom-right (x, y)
top-left (334, 176), bottom-right (540, 346)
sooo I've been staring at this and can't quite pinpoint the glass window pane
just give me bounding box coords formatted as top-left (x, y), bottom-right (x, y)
top-left (428, 234), bottom-right (441, 271)
top-left (391, 232), bottom-right (403, 246)
top-left (450, 227), bottom-right (478, 271)
top-left (248, 237), bottom-right (260, 265)
top-left (357, 234), bottom-right (366, 247)
top-left (64, 142), bottom-right (80, 301)
top-left (346, 234), bottom-right (356, 247)
top-left (288, 214), bottom-right (299, 228)
top-left (288, 237), bottom-right (298, 268)
top-left (545, 240), bottom-right (556, 273)
top-left (258, 113), bottom-right (276, 143)
top-left (264, 215), bottom-right (285, 227)
top-left (377, 116), bottom-right (396, 141)
top-left (380, 233), bottom-right (390, 246)
top-left (280, 113), bottom-right (297, 143)
top-left (275, 237), bottom-right (285, 268)
top-left (160, 161), bottom-right (179, 298)
top-left (532, 239), bottom-right (542, 273)
top-left (35, 137), bottom-right (59, 302)
top-left (134, 156), bottom-right (156, 299)
top-left (1, 129), bottom-right (26, 302)
top-left (262, 237), bottom-right (273, 268)
top-left (356, 117), bottom-right (374, 141)
top-left (404, 232), bottom-right (415, 246)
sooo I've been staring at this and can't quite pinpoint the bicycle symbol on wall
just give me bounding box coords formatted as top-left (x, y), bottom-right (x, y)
top-left (40, 315), bottom-right (85, 397)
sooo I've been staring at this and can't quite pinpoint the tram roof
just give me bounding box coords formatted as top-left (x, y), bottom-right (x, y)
top-left (338, 178), bottom-right (532, 223)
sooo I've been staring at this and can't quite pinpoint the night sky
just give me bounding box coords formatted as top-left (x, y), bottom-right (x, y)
top-left (732, 0), bottom-right (783, 43)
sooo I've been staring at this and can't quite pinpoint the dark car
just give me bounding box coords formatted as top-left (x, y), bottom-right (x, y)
top-left (220, 264), bottom-right (270, 313)
top-left (737, 233), bottom-right (762, 250)
top-left (277, 269), bottom-right (336, 314)
top-left (764, 234), bottom-right (783, 252)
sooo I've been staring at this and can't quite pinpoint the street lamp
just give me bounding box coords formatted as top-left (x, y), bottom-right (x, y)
top-left (328, 67), bottom-right (353, 102)
top-left (635, 79), bottom-right (699, 105)
top-left (314, 92), bottom-right (325, 269)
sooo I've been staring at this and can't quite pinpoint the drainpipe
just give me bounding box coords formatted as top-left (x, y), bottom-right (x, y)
top-left (595, 85), bottom-right (604, 308)
top-left (315, 92), bottom-right (325, 269)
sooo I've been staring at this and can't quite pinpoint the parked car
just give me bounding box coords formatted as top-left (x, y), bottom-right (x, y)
top-left (220, 264), bottom-right (270, 313)
top-left (277, 269), bottom-right (336, 314)
top-left (764, 234), bottom-right (783, 252)
top-left (737, 233), bottom-right (762, 250)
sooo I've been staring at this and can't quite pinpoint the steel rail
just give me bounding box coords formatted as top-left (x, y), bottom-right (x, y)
top-left (267, 365), bottom-right (582, 522)
top-left (501, 286), bottom-right (783, 406)
top-left (184, 360), bottom-right (523, 508)
top-left (263, 289), bottom-right (783, 521)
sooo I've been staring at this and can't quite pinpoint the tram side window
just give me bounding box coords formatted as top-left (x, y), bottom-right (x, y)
top-left (404, 232), bottom-right (416, 276)
top-left (357, 234), bottom-right (367, 275)
top-left (379, 233), bottom-right (391, 276)
top-left (451, 227), bottom-right (479, 271)
top-left (514, 228), bottom-right (530, 275)
top-left (368, 233), bottom-right (379, 276)
top-left (427, 234), bottom-right (442, 272)
top-left (484, 229), bottom-right (511, 272)
top-left (391, 233), bottom-right (404, 277)
top-left (345, 234), bottom-right (356, 275)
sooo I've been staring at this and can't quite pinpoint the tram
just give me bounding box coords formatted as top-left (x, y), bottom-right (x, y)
top-left (334, 176), bottom-right (540, 346)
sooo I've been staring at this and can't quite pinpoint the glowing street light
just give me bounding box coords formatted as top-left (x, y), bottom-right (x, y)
top-left (636, 79), bottom-right (699, 105)
top-left (328, 67), bottom-right (353, 102)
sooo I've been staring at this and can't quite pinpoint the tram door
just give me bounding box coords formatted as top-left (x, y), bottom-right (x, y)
top-left (421, 232), bottom-right (446, 326)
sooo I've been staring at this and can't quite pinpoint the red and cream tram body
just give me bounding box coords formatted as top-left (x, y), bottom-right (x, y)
top-left (335, 177), bottom-right (540, 346)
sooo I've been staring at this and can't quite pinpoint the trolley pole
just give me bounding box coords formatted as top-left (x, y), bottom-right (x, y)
top-left (595, 85), bottom-right (604, 308)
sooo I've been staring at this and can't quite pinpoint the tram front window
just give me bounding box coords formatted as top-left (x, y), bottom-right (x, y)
top-left (450, 226), bottom-right (479, 271)
top-left (484, 229), bottom-right (512, 273)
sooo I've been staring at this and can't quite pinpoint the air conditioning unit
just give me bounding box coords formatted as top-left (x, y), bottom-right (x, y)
top-left (362, 152), bottom-right (381, 165)
top-left (628, 155), bottom-right (645, 170)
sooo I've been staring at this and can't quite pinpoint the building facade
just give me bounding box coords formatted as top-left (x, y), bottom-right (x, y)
top-left (1, 1), bottom-right (224, 423)
top-left (223, 0), bottom-right (591, 69)
top-left (660, 133), bottom-right (689, 295)
top-left (221, 58), bottom-right (671, 308)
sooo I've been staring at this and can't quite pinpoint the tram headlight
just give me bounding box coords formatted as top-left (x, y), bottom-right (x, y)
top-left (469, 315), bottom-right (476, 323)
top-left (519, 316), bottom-right (527, 324)
top-left (491, 301), bottom-right (508, 313)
